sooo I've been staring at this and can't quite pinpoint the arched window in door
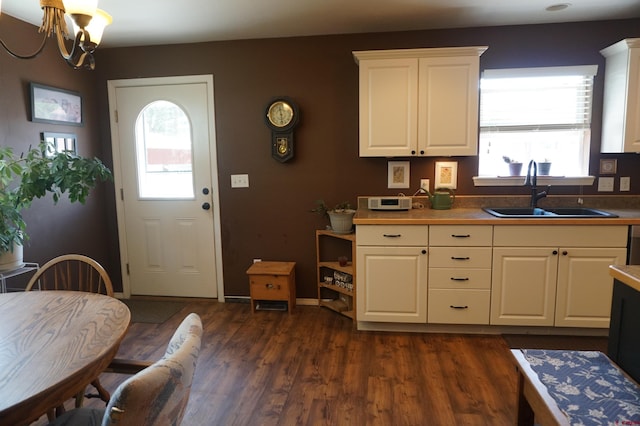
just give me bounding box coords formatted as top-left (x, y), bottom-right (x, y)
top-left (135, 100), bottom-right (194, 199)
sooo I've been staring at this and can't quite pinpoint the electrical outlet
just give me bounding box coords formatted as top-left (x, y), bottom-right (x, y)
top-left (231, 174), bottom-right (249, 188)
top-left (620, 176), bottom-right (631, 192)
top-left (253, 258), bottom-right (262, 263)
top-left (420, 179), bottom-right (430, 192)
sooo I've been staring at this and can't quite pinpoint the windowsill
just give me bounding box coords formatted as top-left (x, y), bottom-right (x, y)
top-left (472, 176), bottom-right (595, 187)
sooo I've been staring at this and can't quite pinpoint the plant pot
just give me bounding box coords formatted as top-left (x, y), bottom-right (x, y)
top-left (0, 244), bottom-right (24, 271)
top-left (508, 163), bottom-right (523, 176)
top-left (538, 162), bottom-right (552, 176)
top-left (328, 210), bottom-right (356, 234)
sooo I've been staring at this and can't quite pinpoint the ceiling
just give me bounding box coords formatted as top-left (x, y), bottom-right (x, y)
top-left (1, 0), bottom-right (640, 48)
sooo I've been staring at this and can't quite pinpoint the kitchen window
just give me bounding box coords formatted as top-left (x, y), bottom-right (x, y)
top-left (474, 65), bottom-right (597, 186)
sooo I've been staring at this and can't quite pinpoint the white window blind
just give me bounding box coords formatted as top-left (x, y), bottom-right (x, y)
top-left (477, 65), bottom-right (598, 177)
top-left (480, 65), bottom-right (597, 131)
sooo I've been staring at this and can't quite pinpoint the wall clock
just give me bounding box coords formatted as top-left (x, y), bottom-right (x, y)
top-left (265, 97), bottom-right (299, 162)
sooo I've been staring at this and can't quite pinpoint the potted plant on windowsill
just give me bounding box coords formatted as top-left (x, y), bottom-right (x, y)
top-left (0, 143), bottom-right (112, 270)
top-left (503, 156), bottom-right (523, 176)
top-left (311, 200), bottom-right (356, 234)
top-left (538, 159), bottom-right (552, 176)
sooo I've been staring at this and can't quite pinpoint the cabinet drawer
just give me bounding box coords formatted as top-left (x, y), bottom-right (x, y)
top-left (428, 268), bottom-right (491, 289)
top-left (428, 247), bottom-right (492, 268)
top-left (357, 225), bottom-right (428, 246)
top-left (427, 289), bottom-right (490, 324)
top-left (429, 225), bottom-right (492, 246)
top-left (250, 275), bottom-right (290, 300)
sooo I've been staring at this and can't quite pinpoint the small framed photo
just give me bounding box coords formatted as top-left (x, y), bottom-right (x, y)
top-left (41, 132), bottom-right (77, 156)
top-left (30, 83), bottom-right (83, 126)
top-left (388, 161), bottom-right (410, 189)
top-left (435, 161), bottom-right (458, 189)
top-left (599, 159), bottom-right (617, 175)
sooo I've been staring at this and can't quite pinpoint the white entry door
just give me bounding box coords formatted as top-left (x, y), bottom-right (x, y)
top-left (107, 75), bottom-right (224, 299)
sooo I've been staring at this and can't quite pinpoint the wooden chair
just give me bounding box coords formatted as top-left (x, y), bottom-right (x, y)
top-left (25, 254), bottom-right (114, 296)
top-left (47, 313), bottom-right (203, 426)
top-left (25, 255), bottom-right (115, 414)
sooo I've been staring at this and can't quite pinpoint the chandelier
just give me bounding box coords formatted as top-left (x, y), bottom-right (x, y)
top-left (0, 0), bottom-right (112, 70)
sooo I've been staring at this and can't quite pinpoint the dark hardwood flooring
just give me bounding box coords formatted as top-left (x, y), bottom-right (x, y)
top-left (31, 301), bottom-right (607, 425)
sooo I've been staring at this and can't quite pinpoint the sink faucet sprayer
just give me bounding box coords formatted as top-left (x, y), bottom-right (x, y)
top-left (524, 160), bottom-right (550, 208)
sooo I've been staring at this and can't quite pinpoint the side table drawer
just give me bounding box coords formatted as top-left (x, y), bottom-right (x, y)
top-left (427, 289), bottom-right (490, 324)
top-left (250, 275), bottom-right (290, 300)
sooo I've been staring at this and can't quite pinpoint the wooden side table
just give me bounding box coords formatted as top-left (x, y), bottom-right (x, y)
top-left (246, 261), bottom-right (296, 314)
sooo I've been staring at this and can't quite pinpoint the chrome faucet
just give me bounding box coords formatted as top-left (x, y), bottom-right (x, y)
top-left (524, 160), bottom-right (549, 208)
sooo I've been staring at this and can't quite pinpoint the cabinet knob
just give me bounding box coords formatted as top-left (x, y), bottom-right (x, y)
top-left (451, 256), bottom-right (470, 261)
top-left (562, 251), bottom-right (568, 256)
top-left (421, 249), bottom-right (427, 255)
top-left (451, 234), bottom-right (471, 238)
top-left (419, 150), bottom-right (424, 155)
top-left (450, 305), bottom-right (469, 310)
top-left (266, 283), bottom-right (281, 290)
top-left (552, 250), bottom-right (558, 255)
top-left (411, 150), bottom-right (416, 155)
top-left (383, 234), bottom-right (402, 238)
top-left (450, 277), bottom-right (470, 281)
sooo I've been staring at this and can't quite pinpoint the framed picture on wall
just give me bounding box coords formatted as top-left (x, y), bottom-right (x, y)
top-left (388, 161), bottom-right (410, 189)
top-left (30, 83), bottom-right (83, 126)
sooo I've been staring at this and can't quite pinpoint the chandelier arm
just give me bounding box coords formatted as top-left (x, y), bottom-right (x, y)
top-left (0, 32), bottom-right (48, 60)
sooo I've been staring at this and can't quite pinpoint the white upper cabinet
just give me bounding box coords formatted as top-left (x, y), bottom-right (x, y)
top-left (354, 47), bottom-right (487, 157)
top-left (600, 38), bottom-right (640, 153)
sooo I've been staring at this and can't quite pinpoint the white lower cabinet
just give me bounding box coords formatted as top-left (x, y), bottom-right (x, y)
top-left (491, 226), bottom-right (629, 328)
top-left (356, 225), bottom-right (428, 322)
top-left (555, 247), bottom-right (627, 327)
top-left (356, 223), bottom-right (630, 329)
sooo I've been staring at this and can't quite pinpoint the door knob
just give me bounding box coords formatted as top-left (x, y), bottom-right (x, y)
top-left (202, 202), bottom-right (211, 210)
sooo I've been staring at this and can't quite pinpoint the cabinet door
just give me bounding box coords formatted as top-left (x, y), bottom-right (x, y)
top-left (358, 58), bottom-right (418, 157)
top-left (491, 248), bottom-right (558, 326)
top-left (356, 246), bottom-right (427, 322)
top-left (417, 55), bottom-right (480, 156)
top-left (555, 247), bottom-right (627, 328)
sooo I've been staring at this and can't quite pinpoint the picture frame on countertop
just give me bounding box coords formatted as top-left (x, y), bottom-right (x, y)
top-left (30, 83), bottom-right (83, 126)
top-left (435, 161), bottom-right (458, 189)
top-left (388, 161), bottom-right (410, 189)
top-left (41, 132), bottom-right (77, 156)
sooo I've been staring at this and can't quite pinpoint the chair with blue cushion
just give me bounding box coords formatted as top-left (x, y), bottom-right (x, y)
top-left (48, 312), bottom-right (203, 426)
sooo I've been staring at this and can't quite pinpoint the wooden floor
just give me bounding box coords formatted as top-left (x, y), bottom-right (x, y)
top-left (31, 301), bottom-right (606, 425)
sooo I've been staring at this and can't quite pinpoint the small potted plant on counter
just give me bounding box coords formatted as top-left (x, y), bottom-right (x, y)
top-left (503, 156), bottom-right (523, 176)
top-left (0, 143), bottom-right (112, 270)
top-left (311, 200), bottom-right (356, 234)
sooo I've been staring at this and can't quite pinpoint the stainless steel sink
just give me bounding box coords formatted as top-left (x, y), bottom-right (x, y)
top-left (483, 207), bottom-right (618, 218)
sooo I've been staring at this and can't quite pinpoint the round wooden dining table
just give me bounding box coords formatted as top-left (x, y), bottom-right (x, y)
top-left (0, 291), bottom-right (130, 425)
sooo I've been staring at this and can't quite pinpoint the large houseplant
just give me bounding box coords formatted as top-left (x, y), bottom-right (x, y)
top-left (0, 143), bottom-right (112, 269)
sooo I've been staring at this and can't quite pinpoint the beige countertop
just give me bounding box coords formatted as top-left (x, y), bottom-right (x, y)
top-left (354, 207), bottom-right (640, 225)
top-left (354, 195), bottom-right (640, 225)
top-left (609, 265), bottom-right (640, 292)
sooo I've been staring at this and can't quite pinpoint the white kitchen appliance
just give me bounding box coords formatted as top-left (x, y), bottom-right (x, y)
top-left (367, 196), bottom-right (411, 211)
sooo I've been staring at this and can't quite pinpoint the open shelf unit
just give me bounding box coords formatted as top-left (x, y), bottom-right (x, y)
top-left (316, 229), bottom-right (356, 320)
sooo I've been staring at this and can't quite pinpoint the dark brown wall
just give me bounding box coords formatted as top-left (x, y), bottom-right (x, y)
top-left (3, 14), bottom-right (640, 299)
top-left (0, 15), bottom-right (113, 284)
top-left (95, 19), bottom-right (640, 299)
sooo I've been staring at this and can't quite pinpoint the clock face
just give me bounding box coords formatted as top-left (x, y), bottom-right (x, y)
top-left (267, 101), bottom-right (294, 128)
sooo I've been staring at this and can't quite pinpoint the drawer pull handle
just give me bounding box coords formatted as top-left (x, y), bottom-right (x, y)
top-left (266, 283), bottom-right (281, 290)
top-left (450, 305), bottom-right (469, 310)
top-left (451, 234), bottom-right (471, 238)
top-left (383, 234), bottom-right (402, 238)
top-left (450, 277), bottom-right (469, 281)
top-left (451, 256), bottom-right (470, 261)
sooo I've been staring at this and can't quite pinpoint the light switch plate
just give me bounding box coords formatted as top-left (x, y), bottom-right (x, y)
top-left (597, 177), bottom-right (614, 192)
top-left (620, 177), bottom-right (631, 191)
top-left (231, 174), bottom-right (249, 188)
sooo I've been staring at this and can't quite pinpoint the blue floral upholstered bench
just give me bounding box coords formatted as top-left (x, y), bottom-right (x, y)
top-left (511, 349), bottom-right (640, 425)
